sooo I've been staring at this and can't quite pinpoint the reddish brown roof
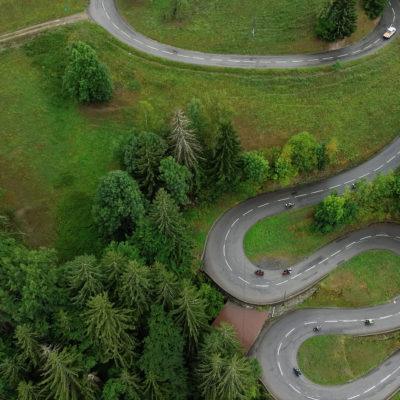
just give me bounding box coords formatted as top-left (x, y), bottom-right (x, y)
top-left (212, 302), bottom-right (268, 353)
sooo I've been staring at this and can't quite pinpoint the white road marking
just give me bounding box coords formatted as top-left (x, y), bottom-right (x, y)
top-left (352, 49), bottom-right (362, 54)
top-left (278, 361), bottom-right (283, 376)
top-left (387, 155), bottom-right (396, 163)
top-left (243, 209), bottom-right (254, 216)
top-left (329, 184), bottom-right (341, 189)
top-left (292, 273), bottom-right (303, 279)
top-left (242, 60), bottom-right (256, 63)
top-left (376, 233), bottom-right (389, 237)
top-left (277, 342), bottom-right (282, 355)
top-left (210, 58), bottom-right (223, 62)
top-left (358, 172), bottom-right (370, 178)
top-left (225, 259), bottom-right (232, 271)
top-left (374, 164), bottom-right (383, 171)
top-left (325, 320), bottom-right (338, 323)
top-left (330, 250), bottom-right (341, 257)
top-left (105, 11), bottom-right (110, 19)
top-left (162, 50), bottom-right (174, 55)
top-left (318, 258), bottom-right (328, 264)
top-left (346, 241), bottom-right (356, 248)
top-left (306, 397), bottom-right (320, 400)
top-left (255, 284), bottom-right (269, 288)
top-left (223, 244), bottom-right (226, 257)
top-left (295, 193), bottom-right (308, 198)
top-left (363, 385), bottom-right (376, 394)
top-left (305, 265), bottom-right (316, 272)
top-left (228, 59), bottom-right (241, 63)
top-left (323, 56), bottom-right (334, 60)
top-left (360, 236), bottom-right (371, 240)
top-left (192, 56), bottom-right (204, 60)
top-left (133, 38), bottom-right (143, 45)
top-left (337, 54), bottom-right (347, 58)
top-left (231, 218), bottom-right (239, 227)
top-left (289, 384), bottom-right (301, 394)
top-left (278, 197), bottom-right (290, 202)
top-left (285, 328), bottom-right (295, 337)
top-left (380, 375), bottom-right (391, 383)
top-left (122, 31), bottom-right (130, 38)
top-left (178, 54), bottom-right (190, 58)
top-left (374, 39), bottom-right (380, 44)
top-left (225, 229), bottom-right (231, 241)
top-left (112, 22), bottom-right (120, 31)
top-left (347, 395), bottom-right (360, 399)
top-left (344, 179), bottom-right (355, 184)
top-left (311, 189), bottom-right (324, 194)
top-left (341, 319), bottom-right (358, 322)
top-left (101, 1), bottom-right (105, 10)
top-left (238, 276), bottom-right (249, 284)
top-left (379, 315), bottom-right (392, 320)
top-left (276, 280), bottom-right (288, 286)
top-left (258, 202), bottom-right (270, 208)
top-left (304, 321), bottom-right (317, 325)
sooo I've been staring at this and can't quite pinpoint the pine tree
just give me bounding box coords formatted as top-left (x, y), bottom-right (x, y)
top-left (65, 255), bottom-right (104, 306)
top-left (0, 356), bottom-right (25, 386)
top-left (139, 305), bottom-right (188, 400)
top-left (172, 280), bottom-right (209, 345)
top-left (14, 324), bottom-right (42, 367)
top-left (39, 347), bottom-right (83, 400)
top-left (210, 121), bottom-right (242, 187)
top-left (170, 109), bottom-right (202, 169)
top-left (364, 0), bottom-right (388, 18)
top-left (316, 0), bottom-right (358, 41)
top-left (117, 260), bottom-right (152, 317)
top-left (83, 292), bottom-right (136, 366)
top-left (159, 156), bottom-right (192, 205)
top-left (153, 263), bottom-right (180, 310)
top-left (17, 381), bottom-right (41, 400)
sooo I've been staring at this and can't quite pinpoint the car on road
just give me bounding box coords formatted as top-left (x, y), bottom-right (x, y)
top-left (383, 26), bottom-right (396, 39)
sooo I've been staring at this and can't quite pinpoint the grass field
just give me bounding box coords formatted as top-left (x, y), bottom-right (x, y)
top-left (1, 21), bottom-right (400, 260)
top-left (116, 0), bottom-right (376, 55)
top-left (300, 251), bottom-right (400, 308)
top-left (298, 332), bottom-right (400, 385)
top-left (0, 0), bottom-right (88, 34)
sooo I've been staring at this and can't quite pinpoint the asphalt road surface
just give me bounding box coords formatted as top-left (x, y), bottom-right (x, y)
top-left (88, 0), bottom-right (399, 69)
top-left (203, 136), bottom-right (400, 400)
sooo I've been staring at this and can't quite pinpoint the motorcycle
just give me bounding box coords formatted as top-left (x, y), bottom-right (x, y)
top-left (293, 367), bottom-right (301, 377)
top-left (282, 268), bottom-right (292, 275)
top-left (313, 326), bottom-right (321, 332)
top-left (365, 319), bottom-right (374, 326)
top-left (285, 202), bottom-right (295, 208)
top-left (255, 269), bottom-right (265, 276)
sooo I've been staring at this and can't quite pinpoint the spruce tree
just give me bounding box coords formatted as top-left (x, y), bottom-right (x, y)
top-left (316, 0), bottom-right (358, 41)
top-left (14, 324), bottom-right (42, 367)
top-left (170, 109), bottom-right (202, 169)
top-left (364, 0), bottom-right (389, 18)
top-left (210, 121), bottom-right (242, 186)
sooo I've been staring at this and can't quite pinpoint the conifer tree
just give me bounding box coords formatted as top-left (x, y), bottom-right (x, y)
top-left (170, 109), bottom-right (202, 169)
top-left (14, 324), bottom-right (42, 367)
top-left (364, 0), bottom-right (388, 18)
top-left (210, 121), bottom-right (242, 186)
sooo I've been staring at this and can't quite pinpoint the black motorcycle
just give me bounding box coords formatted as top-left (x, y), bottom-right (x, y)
top-left (313, 326), bottom-right (321, 332)
top-left (293, 367), bottom-right (301, 376)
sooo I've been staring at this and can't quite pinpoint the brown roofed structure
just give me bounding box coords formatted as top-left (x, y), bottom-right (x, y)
top-left (212, 302), bottom-right (268, 353)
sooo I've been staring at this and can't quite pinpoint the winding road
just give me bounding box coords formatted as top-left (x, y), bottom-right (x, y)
top-left (89, 0), bottom-right (399, 69)
top-left (85, 3), bottom-right (400, 398)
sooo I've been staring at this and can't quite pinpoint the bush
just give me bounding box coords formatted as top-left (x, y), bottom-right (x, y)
top-left (63, 41), bottom-right (113, 104)
top-left (241, 152), bottom-right (270, 184)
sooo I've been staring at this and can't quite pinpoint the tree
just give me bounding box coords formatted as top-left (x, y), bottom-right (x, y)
top-left (139, 305), bottom-right (188, 400)
top-left (210, 121), bottom-right (242, 187)
top-left (198, 283), bottom-right (225, 320)
top-left (187, 97), bottom-right (206, 139)
top-left (172, 280), bottom-right (209, 345)
top-left (153, 263), bottom-right (180, 310)
top-left (284, 132), bottom-right (319, 173)
top-left (364, 0), bottom-right (388, 18)
top-left (102, 369), bottom-right (142, 400)
top-left (0, 356), bottom-right (25, 387)
top-left (159, 156), bottom-right (192, 205)
top-left (92, 170), bottom-right (145, 239)
top-left (62, 41), bottom-right (113, 104)
top-left (65, 255), bottom-right (104, 306)
top-left (170, 109), bottom-right (202, 169)
top-left (14, 324), bottom-right (42, 367)
top-left (123, 131), bottom-right (167, 197)
top-left (316, 0), bottom-right (357, 41)
top-left (17, 381), bottom-right (41, 400)
top-left (83, 292), bottom-right (136, 366)
top-left (40, 347), bottom-right (84, 400)
top-left (241, 152), bottom-right (269, 184)
top-left (117, 260), bottom-right (152, 318)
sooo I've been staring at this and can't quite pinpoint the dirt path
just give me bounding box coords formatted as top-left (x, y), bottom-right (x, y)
top-left (0, 11), bottom-right (88, 49)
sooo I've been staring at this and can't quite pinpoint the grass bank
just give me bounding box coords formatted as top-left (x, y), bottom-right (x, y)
top-left (298, 332), bottom-right (400, 385)
top-left (116, 0), bottom-right (376, 55)
top-left (1, 21), bottom-right (400, 259)
top-left (0, 0), bottom-right (88, 34)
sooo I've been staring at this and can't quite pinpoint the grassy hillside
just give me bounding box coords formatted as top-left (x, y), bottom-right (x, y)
top-left (116, 0), bottom-right (376, 55)
top-left (0, 0), bottom-right (88, 34)
top-left (0, 21), bottom-right (399, 259)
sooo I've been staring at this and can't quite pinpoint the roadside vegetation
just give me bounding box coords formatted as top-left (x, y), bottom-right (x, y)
top-left (298, 332), bottom-right (400, 385)
top-left (116, 0), bottom-right (376, 55)
top-left (1, 21), bottom-right (400, 258)
top-left (0, 0), bottom-right (88, 34)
